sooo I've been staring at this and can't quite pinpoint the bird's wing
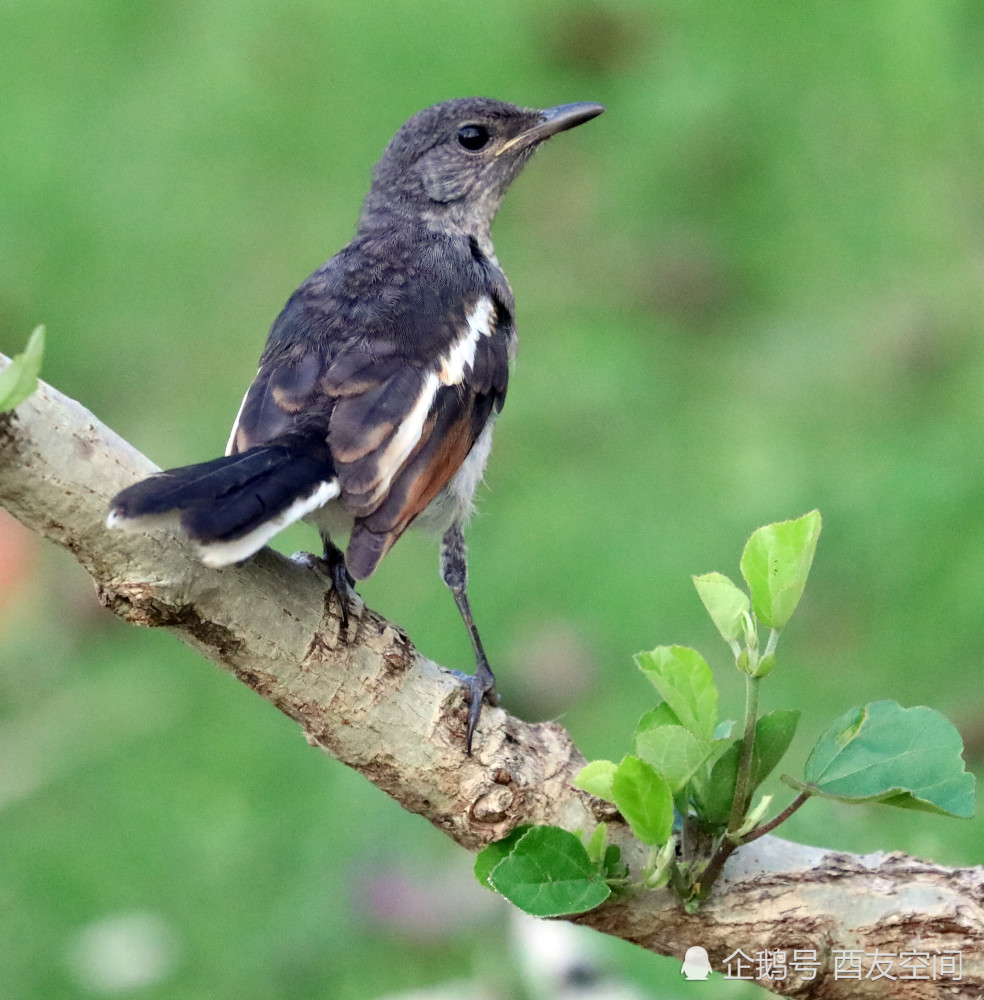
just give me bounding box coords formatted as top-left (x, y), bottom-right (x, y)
top-left (226, 346), bottom-right (330, 455)
top-left (226, 283), bottom-right (512, 579)
top-left (331, 292), bottom-right (511, 579)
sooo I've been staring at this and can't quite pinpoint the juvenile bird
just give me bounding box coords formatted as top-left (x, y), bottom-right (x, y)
top-left (108, 97), bottom-right (604, 752)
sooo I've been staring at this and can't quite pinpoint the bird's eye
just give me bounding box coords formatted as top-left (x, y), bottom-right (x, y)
top-left (457, 124), bottom-right (491, 151)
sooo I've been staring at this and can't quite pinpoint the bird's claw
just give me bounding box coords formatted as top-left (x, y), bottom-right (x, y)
top-left (449, 665), bottom-right (499, 755)
top-left (290, 550), bottom-right (360, 632)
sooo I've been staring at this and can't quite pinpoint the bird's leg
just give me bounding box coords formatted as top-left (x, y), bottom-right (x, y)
top-left (322, 538), bottom-right (358, 632)
top-left (291, 538), bottom-right (358, 632)
top-left (440, 523), bottom-right (500, 754)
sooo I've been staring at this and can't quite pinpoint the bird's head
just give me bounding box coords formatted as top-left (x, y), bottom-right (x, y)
top-left (360, 97), bottom-right (604, 237)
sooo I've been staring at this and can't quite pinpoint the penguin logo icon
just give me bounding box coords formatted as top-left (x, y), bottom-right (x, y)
top-left (681, 945), bottom-right (712, 980)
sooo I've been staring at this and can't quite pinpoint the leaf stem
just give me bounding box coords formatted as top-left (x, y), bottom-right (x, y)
top-left (693, 673), bottom-right (762, 900)
top-left (696, 791), bottom-right (811, 899)
top-left (727, 673), bottom-right (760, 835)
top-left (763, 627), bottom-right (780, 658)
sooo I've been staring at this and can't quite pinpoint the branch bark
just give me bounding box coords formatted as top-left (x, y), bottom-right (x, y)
top-left (1, 352), bottom-right (981, 998)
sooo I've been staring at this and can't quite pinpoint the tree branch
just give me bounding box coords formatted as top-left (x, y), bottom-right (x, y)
top-left (1, 352), bottom-right (981, 998)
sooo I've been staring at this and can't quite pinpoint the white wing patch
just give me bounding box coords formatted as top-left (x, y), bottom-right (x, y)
top-left (225, 379), bottom-right (256, 456)
top-left (361, 371), bottom-right (440, 507)
top-left (351, 296), bottom-right (495, 512)
top-left (439, 296), bottom-right (494, 386)
top-left (196, 479), bottom-right (340, 567)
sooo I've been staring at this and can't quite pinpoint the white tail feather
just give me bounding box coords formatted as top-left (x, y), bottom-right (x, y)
top-left (196, 479), bottom-right (340, 567)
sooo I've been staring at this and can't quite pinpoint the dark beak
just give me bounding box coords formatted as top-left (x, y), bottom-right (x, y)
top-left (498, 101), bottom-right (605, 155)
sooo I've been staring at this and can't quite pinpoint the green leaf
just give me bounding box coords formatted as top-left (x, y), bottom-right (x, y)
top-left (574, 760), bottom-right (617, 803)
top-left (695, 709), bottom-right (801, 827)
top-left (612, 755), bottom-right (674, 846)
top-left (0, 325), bottom-right (45, 413)
top-left (636, 702), bottom-right (682, 731)
top-left (634, 646), bottom-right (718, 742)
top-left (792, 701), bottom-right (974, 818)
top-left (585, 822), bottom-right (607, 864)
top-left (693, 571), bottom-right (750, 644)
top-left (696, 742), bottom-right (740, 827)
top-left (602, 843), bottom-right (624, 881)
top-left (634, 723), bottom-right (711, 793)
top-left (739, 510), bottom-right (821, 629)
top-left (473, 825), bottom-right (531, 889)
top-left (643, 838), bottom-right (677, 890)
top-left (487, 826), bottom-right (611, 916)
top-left (705, 721), bottom-right (738, 772)
top-left (752, 709), bottom-right (801, 785)
top-left (751, 652), bottom-right (776, 678)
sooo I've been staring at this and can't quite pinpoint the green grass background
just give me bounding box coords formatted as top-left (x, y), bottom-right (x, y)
top-left (2, 1), bottom-right (983, 997)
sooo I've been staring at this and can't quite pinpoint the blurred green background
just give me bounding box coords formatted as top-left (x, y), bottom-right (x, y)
top-left (2, 1), bottom-right (984, 997)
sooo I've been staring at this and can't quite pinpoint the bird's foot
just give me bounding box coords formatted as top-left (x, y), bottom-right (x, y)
top-left (290, 550), bottom-right (361, 632)
top-left (449, 661), bottom-right (499, 755)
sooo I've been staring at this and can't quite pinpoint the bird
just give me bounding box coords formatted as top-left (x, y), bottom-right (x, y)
top-left (107, 96), bottom-right (604, 753)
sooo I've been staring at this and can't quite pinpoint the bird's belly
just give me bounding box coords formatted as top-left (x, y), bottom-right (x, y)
top-left (413, 415), bottom-right (496, 536)
top-left (305, 499), bottom-right (355, 544)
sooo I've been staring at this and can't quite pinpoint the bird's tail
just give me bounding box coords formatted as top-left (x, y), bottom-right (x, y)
top-left (107, 436), bottom-right (339, 567)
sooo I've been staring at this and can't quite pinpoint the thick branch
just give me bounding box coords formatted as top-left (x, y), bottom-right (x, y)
top-left (1, 353), bottom-right (981, 998)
